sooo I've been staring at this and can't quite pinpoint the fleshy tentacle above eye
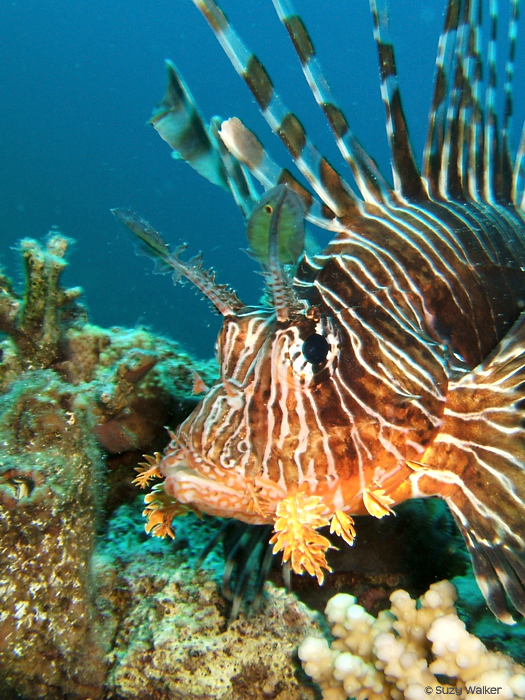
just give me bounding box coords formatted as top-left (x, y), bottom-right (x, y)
top-left (246, 184), bottom-right (306, 322)
top-left (111, 208), bottom-right (245, 316)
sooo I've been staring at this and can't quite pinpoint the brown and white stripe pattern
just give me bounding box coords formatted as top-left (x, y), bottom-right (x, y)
top-left (138, 0), bottom-right (525, 622)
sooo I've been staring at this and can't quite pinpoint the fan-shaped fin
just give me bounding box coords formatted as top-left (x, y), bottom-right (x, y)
top-left (405, 311), bottom-right (525, 623)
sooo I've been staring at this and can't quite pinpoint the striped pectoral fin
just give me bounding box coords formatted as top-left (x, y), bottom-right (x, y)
top-left (413, 312), bottom-right (525, 623)
top-left (413, 460), bottom-right (525, 625)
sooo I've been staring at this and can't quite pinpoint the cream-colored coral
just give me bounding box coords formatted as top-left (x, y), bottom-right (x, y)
top-left (299, 581), bottom-right (525, 700)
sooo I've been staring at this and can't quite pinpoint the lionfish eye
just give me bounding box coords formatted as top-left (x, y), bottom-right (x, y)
top-left (302, 333), bottom-right (330, 365)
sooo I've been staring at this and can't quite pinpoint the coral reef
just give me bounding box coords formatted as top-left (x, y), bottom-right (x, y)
top-left (95, 502), bottom-right (325, 700)
top-left (59, 321), bottom-right (216, 459)
top-left (0, 233), bottom-right (217, 456)
top-left (0, 232), bottom-right (84, 376)
top-left (0, 370), bottom-right (106, 698)
top-left (0, 236), bottom-right (107, 698)
top-left (0, 234), bottom-right (216, 698)
top-left (299, 581), bottom-right (525, 700)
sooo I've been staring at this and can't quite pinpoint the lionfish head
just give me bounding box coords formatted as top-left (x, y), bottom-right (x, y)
top-left (116, 181), bottom-right (443, 587)
top-left (151, 185), bottom-right (345, 524)
top-left (167, 304), bottom-right (340, 511)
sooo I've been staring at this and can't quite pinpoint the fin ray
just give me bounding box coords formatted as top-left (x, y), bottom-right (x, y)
top-left (411, 311), bottom-right (525, 622)
top-left (272, 0), bottom-right (393, 203)
top-left (191, 0), bottom-right (362, 219)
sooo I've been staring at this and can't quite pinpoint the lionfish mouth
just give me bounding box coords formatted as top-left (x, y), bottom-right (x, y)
top-left (158, 436), bottom-right (273, 524)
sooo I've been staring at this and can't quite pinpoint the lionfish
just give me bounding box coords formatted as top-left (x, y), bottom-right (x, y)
top-left (114, 0), bottom-right (525, 624)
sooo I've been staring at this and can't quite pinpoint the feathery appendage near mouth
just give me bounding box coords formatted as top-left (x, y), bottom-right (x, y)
top-left (134, 425), bottom-right (404, 585)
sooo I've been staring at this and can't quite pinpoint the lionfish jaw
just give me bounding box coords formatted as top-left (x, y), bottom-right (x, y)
top-left (160, 449), bottom-right (228, 504)
top-left (156, 445), bottom-right (270, 524)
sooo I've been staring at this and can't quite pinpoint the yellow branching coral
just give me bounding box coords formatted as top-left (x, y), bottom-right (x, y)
top-left (142, 483), bottom-right (195, 538)
top-left (269, 493), bottom-right (333, 584)
top-left (133, 452), bottom-right (163, 488)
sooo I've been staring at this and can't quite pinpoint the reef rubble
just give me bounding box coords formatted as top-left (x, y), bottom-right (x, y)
top-left (97, 503), bottom-right (325, 700)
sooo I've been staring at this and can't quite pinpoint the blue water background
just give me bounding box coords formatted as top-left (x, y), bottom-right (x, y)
top-left (1, 0), bottom-right (524, 358)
